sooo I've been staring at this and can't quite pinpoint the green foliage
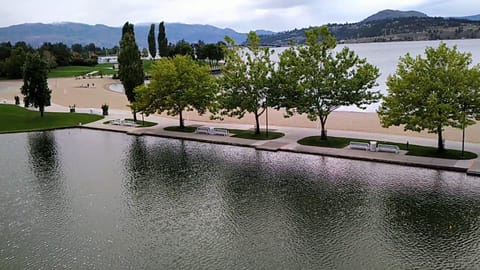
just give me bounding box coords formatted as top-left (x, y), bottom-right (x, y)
top-left (158, 22), bottom-right (169, 57)
top-left (133, 55), bottom-right (218, 128)
top-left (101, 104), bottom-right (108, 115)
top-left (277, 26), bottom-right (381, 140)
top-left (0, 104), bottom-right (102, 133)
top-left (4, 46), bottom-right (27, 79)
top-left (228, 129), bottom-right (284, 140)
top-left (124, 118), bottom-right (157, 127)
top-left (164, 126), bottom-right (197, 133)
top-left (218, 31), bottom-right (275, 134)
top-left (21, 52), bottom-right (51, 117)
top-left (378, 42), bottom-right (480, 152)
top-left (172, 40), bottom-right (193, 57)
top-left (148, 23), bottom-right (156, 58)
top-left (197, 42), bottom-right (224, 61)
top-left (298, 135), bottom-right (477, 160)
top-left (118, 22), bottom-right (144, 121)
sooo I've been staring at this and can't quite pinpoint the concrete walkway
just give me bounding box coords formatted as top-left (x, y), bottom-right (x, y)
top-left (3, 100), bottom-right (477, 176)
top-left (69, 106), bottom-right (480, 177)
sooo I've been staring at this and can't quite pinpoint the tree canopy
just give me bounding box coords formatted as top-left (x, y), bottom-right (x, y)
top-left (21, 52), bottom-right (51, 117)
top-left (133, 55), bottom-right (217, 128)
top-left (148, 23), bottom-right (156, 58)
top-left (218, 32), bottom-right (275, 134)
top-left (277, 26), bottom-right (381, 139)
top-left (378, 42), bottom-right (480, 152)
top-left (118, 22), bottom-right (144, 121)
top-left (158, 22), bottom-right (169, 57)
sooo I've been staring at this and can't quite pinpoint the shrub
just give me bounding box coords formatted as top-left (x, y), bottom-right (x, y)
top-left (101, 104), bottom-right (109, 115)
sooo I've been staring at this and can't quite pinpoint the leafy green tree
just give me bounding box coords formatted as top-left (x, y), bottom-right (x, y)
top-left (133, 55), bottom-right (217, 128)
top-left (217, 32), bottom-right (275, 134)
top-left (118, 22), bottom-right (144, 121)
top-left (158, 22), bottom-right (169, 57)
top-left (21, 52), bottom-right (51, 117)
top-left (148, 23), bottom-right (156, 58)
top-left (172, 40), bottom-right (193, 56)
top-left (378, 43), bottom-right (480, 152)
top-left (141, 48), bottom-right (149, 58)
top-left (4, 46), bottom-right (27, 79)
top-left (277, 26), bottom-right (380, 140)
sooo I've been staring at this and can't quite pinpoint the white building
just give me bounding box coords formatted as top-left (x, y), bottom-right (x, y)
top-left (98, 56), bottom-right (118, 64)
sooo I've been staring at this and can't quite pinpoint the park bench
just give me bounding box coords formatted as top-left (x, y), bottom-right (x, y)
top-left (349, 141), bottom-right (370, 151)
top-left (195, 126), bottom-right (230, 136)
top-left (377, 144), bottom-right (400, 154)
top-left (111, 119), bottom-right (122, 125)
top-left (195, 126), bottom-right (212, 135)
top-left (212, 128), bottom-right (229, 136)
top-left (123, 120), bottom-right (138, 127)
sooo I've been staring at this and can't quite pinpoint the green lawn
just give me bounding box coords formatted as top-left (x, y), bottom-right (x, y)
top-left (124, 118), bottom-right (157, 127)
top-left (298, 136), bottom-right (477, 160)
top-left (164, 126), bottom-right (197, 133)
top-left (164, 126), bottom-right (285, 140)
top-left (143, 60), bottom-right (154, 75)
top-left (0, 104), bottom-right (103, 133)
top-left (48, 63), bottom-right (116, 78)
top-left (228, 129), bottom-right (284, 140)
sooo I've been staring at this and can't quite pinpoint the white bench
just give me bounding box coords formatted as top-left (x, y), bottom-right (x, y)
top-left (195, 126), bottom-right (229, 136)
top-left (212, 128), bottom-right (229, 136)
top-left (110, 119), bottom-right (137, 127)
top-left (111, 119), bottom-right (121, 125)
top-left (377, 144), bottom-right (400, 153)
top-left (123, 120), bottom-right (138, 127)
top-left (195, 126), bottom-right (212, 134)
top-left (349, 141), bottom-right (370, 151)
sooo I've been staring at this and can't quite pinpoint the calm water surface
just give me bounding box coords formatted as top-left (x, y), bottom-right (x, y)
top-left (1, 129), bottom-right (480, 269)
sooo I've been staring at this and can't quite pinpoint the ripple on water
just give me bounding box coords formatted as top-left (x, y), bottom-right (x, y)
top-left (2, 129), bottom-right (480, 269)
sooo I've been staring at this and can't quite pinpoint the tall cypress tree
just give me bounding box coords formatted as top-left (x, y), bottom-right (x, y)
top-left (148, 23), bottom-right (156, 59)
top-left (158, 22), bottom-right (169, 57)
top-left (21, 52), bottom-right (51, 117)
top-left (118, 22), bottom-right (144, 121)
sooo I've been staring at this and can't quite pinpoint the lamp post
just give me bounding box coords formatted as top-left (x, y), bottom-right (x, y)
top-left (462, 122), bottom-right (465, 157)
top-left (265, 97), bottom-right (269, 138)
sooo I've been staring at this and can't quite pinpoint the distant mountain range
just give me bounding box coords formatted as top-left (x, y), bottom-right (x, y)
top-left (0, 22), bottom-right (275, 48)
top-left (259, 10), bottom-right (480, 46)
top-left (0, 9), bottom-right (479, 48)
top-left (362, 9), bottom-right (429, 23)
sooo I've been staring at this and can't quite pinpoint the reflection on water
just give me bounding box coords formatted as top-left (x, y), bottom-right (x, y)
top-left (1, 129), bottom-right (480, 269)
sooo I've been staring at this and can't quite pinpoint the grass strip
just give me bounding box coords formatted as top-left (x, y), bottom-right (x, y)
top-left (0, 104), bottom-right (103, 133)
top-left (164, 126), bottom-right (285, 140)
top-left (298, 136), bottom-right (477, 160)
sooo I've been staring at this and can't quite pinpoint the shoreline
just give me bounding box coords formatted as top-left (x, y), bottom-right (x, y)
top-left (77, 122), bottom-right (480, 176)
top-left (1, 77), bottom-right (480, 143)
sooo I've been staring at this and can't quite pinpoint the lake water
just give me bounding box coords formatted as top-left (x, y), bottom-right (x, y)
top-left (271, 39), bottom-right (480, 112)
top-left (2, 129), bottom-right (480, 269)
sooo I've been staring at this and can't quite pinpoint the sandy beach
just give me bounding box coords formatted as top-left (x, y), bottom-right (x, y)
top-left (1, 77), bottom-right (479, 143)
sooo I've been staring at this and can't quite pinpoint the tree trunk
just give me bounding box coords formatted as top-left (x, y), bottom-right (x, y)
top-left (437, 126), bottom-right (445, 152)
top-left (40, 106), bottom-right (44, 117)
top-left (132, 109), bottom-right (137, 122)
top-left (254, 112), bottom-right (260, 135)
top-left (179, 111), bottom-right (184, 128)
top-left (320, 118), bottom-right (327, 140)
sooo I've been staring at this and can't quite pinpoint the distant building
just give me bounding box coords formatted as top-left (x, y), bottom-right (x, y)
top-left (98, 56), bottom-right (118, 64)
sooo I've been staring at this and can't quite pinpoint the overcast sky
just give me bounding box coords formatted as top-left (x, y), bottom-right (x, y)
top-left (1, 0), bottom-right (479, 32)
